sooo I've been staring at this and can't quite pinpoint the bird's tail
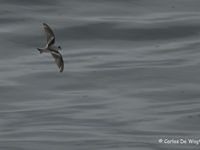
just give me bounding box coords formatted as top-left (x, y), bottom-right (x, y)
top-left (37, 48), bottom-right (43, 53)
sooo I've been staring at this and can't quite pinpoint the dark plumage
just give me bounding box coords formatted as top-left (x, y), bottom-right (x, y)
top-left (37, 23), bottom-right (64, 72)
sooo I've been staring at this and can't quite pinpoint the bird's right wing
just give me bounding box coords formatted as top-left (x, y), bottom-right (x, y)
top-left (43, 23), bottom-right (55, 46)
top-left (51, 51), bottom-right (64, 72)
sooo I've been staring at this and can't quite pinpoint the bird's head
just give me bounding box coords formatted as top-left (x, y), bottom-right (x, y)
top-left (58, 46), bottom-right (61, 50)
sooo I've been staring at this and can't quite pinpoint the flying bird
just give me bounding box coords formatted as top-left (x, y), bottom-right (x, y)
top-left (37, 23), bottom-right (64, 72)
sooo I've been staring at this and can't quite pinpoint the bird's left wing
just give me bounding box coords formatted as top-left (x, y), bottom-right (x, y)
top-left (43, 23), bottom-right (55, 46)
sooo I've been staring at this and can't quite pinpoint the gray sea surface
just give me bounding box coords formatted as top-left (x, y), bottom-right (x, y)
top-left (1, 0), bottom-right (200, 149)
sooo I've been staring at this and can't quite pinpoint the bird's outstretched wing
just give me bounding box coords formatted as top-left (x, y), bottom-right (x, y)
top-left (51, 51), bottom-right (64, 72)
top-left (43, 23), bottom-right (55, 46)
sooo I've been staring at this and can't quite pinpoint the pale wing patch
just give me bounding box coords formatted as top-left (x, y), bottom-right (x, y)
top-left (43, 23), bottom-right (55, 46)
top-left (51, 51), bottom-right (64, 72)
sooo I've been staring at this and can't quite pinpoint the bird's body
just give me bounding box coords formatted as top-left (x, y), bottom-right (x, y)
top-left (37, 23), bottom-right (64, 72)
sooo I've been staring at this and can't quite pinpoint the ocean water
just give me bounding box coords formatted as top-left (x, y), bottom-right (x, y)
top-left (1, 0), bottom-right (200, 149)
